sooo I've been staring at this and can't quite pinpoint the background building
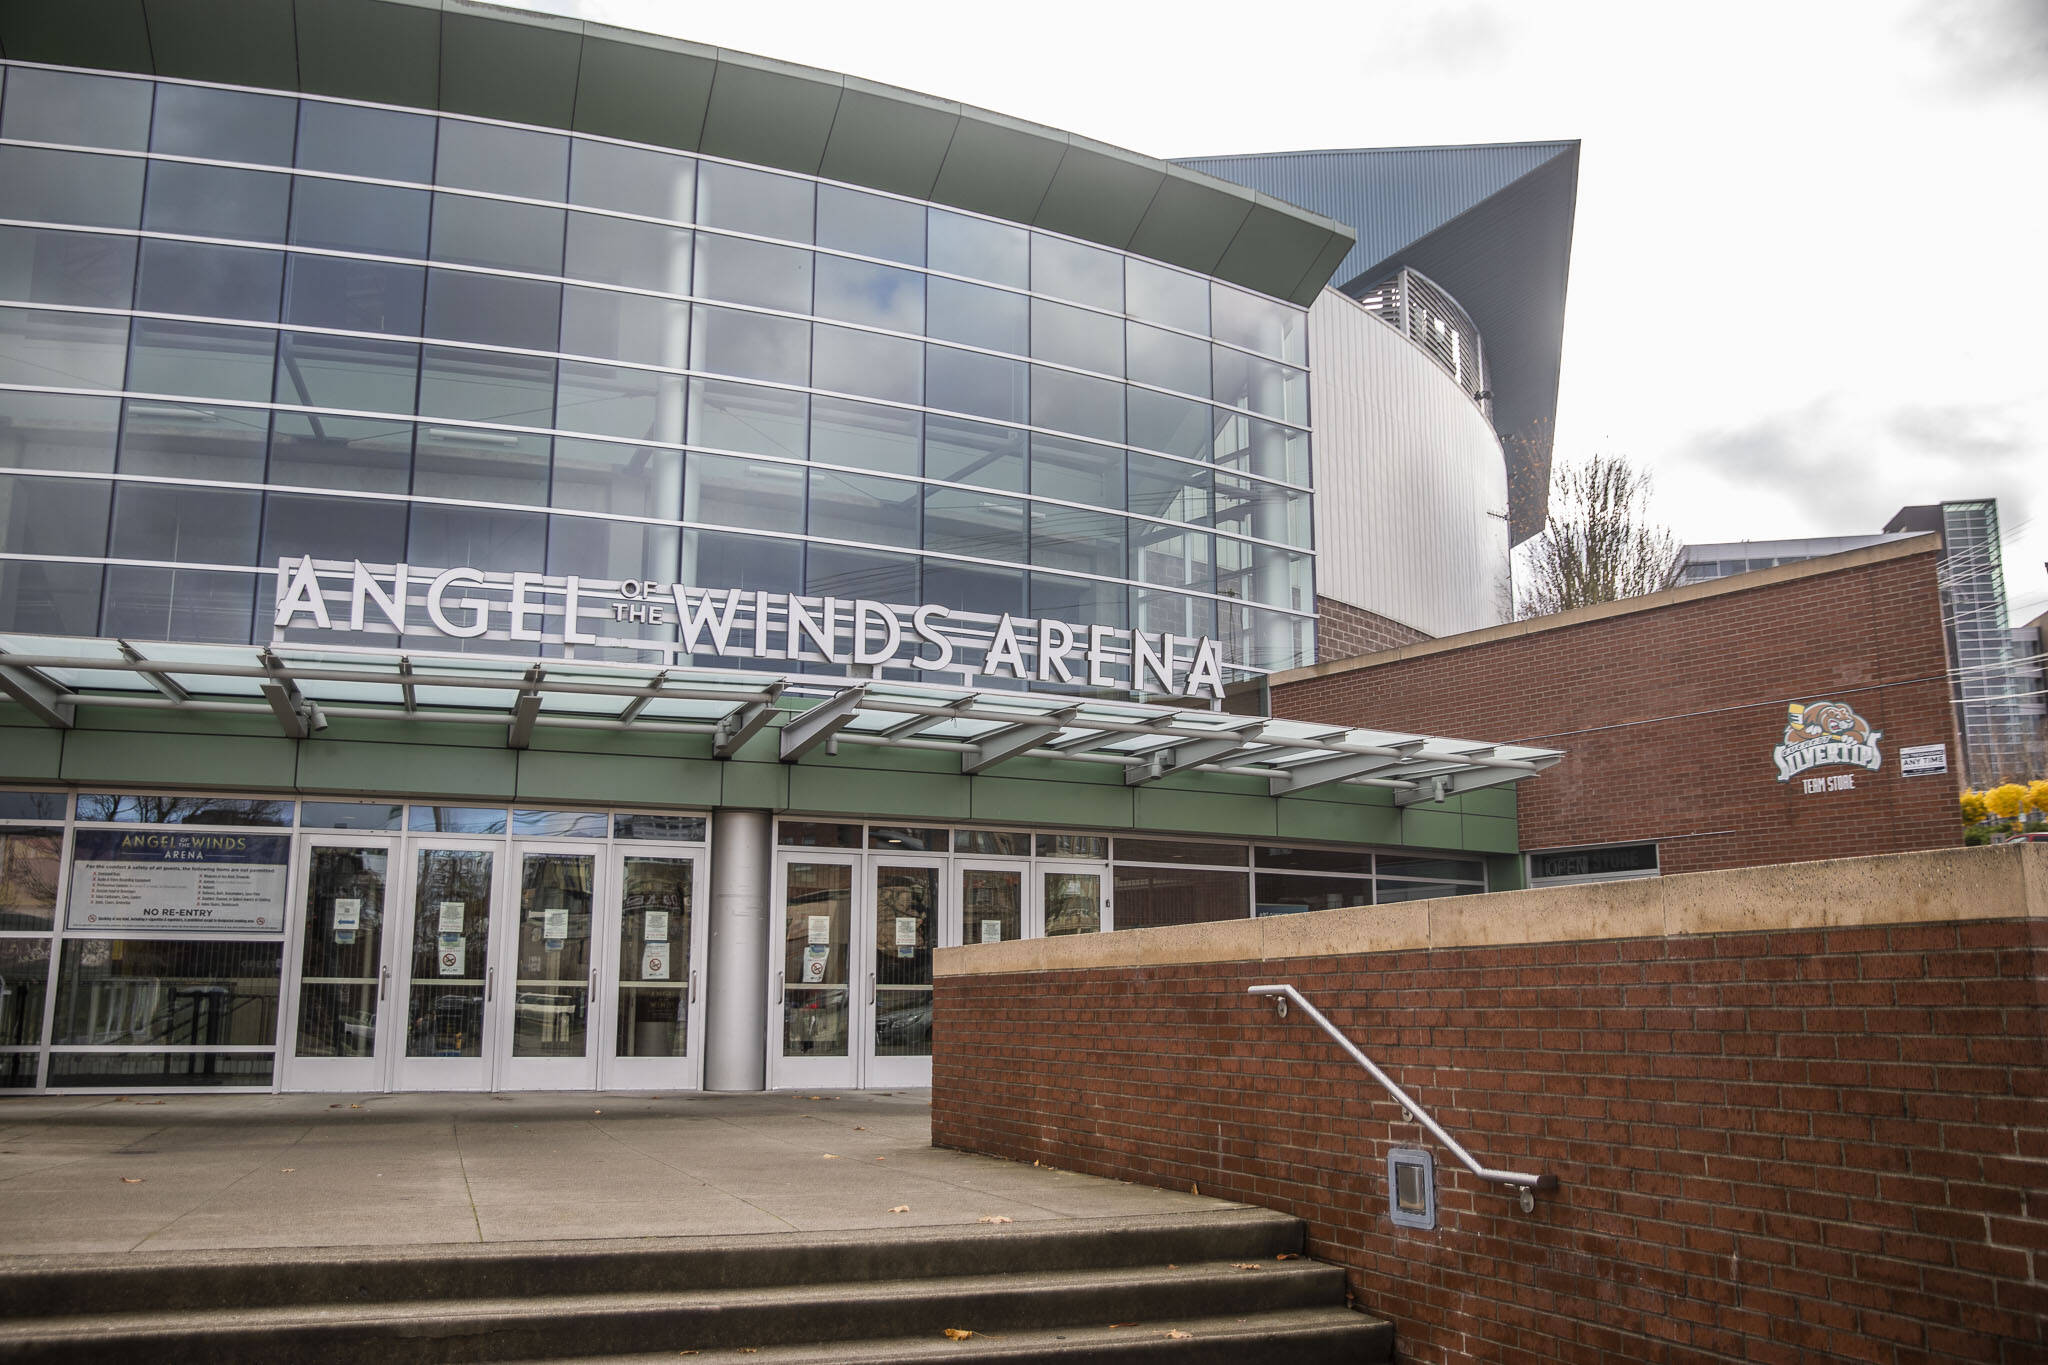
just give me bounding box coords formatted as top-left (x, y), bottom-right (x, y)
top-left (1667, 533), bottom-right (1909, 588)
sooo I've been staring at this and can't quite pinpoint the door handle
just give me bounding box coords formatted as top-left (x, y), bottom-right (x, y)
top-left (589, 967), bottom-right (597, 998)
top-left (486, 966), bottom-right (495, 1002)
top-left (775, 971), bottom-right (783, 1003)
top-left (689, 970), bottom-right (698, 1005)
top-left (379, 965), bottom-right (389, 1002)
top-left (867, 972), bottom-right (876, 1006)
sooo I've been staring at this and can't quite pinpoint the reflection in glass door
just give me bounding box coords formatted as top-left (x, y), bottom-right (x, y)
top-left (1041, 864), bottom-right (1109, 936)
top-left (498, 846), bottom-right (599, 1089)
top-left (772, 855), bottom-right (856, 1088)
top-left (605, 851), bottom-right (702, 1088)
top-left (286, 837), bottom-right (395, 1091)
top-left (958, 863), bottom-right (1024, 948)
top-left (393, 843), bottom-right (495, 1091)
top-left (868, 860), bottom-right (940, 1087)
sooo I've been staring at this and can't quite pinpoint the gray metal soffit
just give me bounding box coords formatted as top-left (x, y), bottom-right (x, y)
top-left (0, 0), bottom-right (1355, 307)
top-left (1174, 143), bottom-right (1581, 543)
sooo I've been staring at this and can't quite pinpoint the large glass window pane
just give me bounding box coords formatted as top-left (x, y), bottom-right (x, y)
top-left (151, 83), bottom-right (296, 164)
top-left (1031, 434), bottom-right (1123, 509)
top-left (1376, 880), bottom-right (1483, 905)
top-left (0, 472), bottom-right (111, 559)
top-left (261, 491), bottom-right (408, 565)
top-left (1215, 473), bottom-right (1313, 548)
top-left (926, 347), bottom-right (1025, 423)
top-left (548, 514), bottom-right (679, 599)
top-left (1377, 855), bottom-right (1485, 882)
top-left (551, 438), bottom-right (683, 519)
top-left (267, 413), bottom-right (413, 493)
top-left (282, 256), bottom-right (425, 337)
top-left (817, 186), bottom-right (924, 265)
top-left (0, 939), bottom-right (52, 1047)
top-left (296, 102), bottom-right (436, 182)
top-left (118, 399), bottom-right (268, 482)
top-left (0, 307), bottom-right (128, 390)
top-left (1032, 235), bottom-right (1121, 311)
top-left (1214, 347), bottom-right (1307, 425)
top-left (556, 360), bottom-right (684, 443)
top-left (1129, 389), bottom-right (1212, 461)
top-left (813, 255), bottom-right (922, 332)
top-left (1031, 367), bottom-right (1123, 443)
top-left (925, 486), bottom-right (1025, 562)
top-left (1030, 573), bottom-right (1124, 629)
top-left (570, 141), bottom-right (694, 221)
top-left (72, 793), bottom-right (291, 824)
top-left (564, 213), bottom-right (691, 294)
top-left (429, 194), bottom-right (565, 275)
top-left (923, 561), bottom-right (1024, 619)
top-left (405, 847), bottom-right (492, 1056)
top-left (1213, 283), bottom-right (1307, 365)
top-left (1112, 866), bottom-right (1247, 930)
top-left (274, 332), bottom-right (420, 414)
top-left (696, 163), bottom-right (813, 243)
top-left (689, 452), bottom-right (803, 532)
top-left (806, 545), bottom-right (916, 602)
top-left (1030, 504), bottom-right (1125, 578)
top-left (129, 319), bottom-right (275, 401)
top-left (1257, 846), bottom-right (1374, 874)
top-left (423, 269), bottom-right (561, 350)
top-left (1128, 451), bottom-right (1211, 523)
top-left (808, 468), bottom-right (919, 549)
top-left (413, 425), bottom-right (550, 505)
top-left (693, 234), bottom-right (810, 313)
top-left (1131, 585), bottom-right (1214, 640)
top-left (560, 286), bottom-right (689, 367)
top-left (924, 416), bottom-right (1024, 491)
top-left (1128, 322), bottom-right (1210, 397)
top-left (1127, 259), bottom-right (1209, 335)
top-left (0, 147), bottom-right (144, 230)
top-left (781, 861), bottom-right (848, 1056)
top-left (406, 503), bottom-right (546, 573)
top-left (293, 846), bottom-right (388, 1059)
top-left (679, 529), bottom-right (801, 594)
top-left (0, 391), bottom-right (120, 472)
top-left (690, 306), bottom-right (808, 386)
top-left (0, 227), bottom-right (136, 308)
top-left (686, 378), bottom-right (807, 460)
top-left (102, 568), bottom-right (257, 645)
top-left (54, 939), bottom-right (281, 1045)
top-left (47, 1051), bottom-right (273, 1088)
top-left (1215, 411), bottom-right (1311, 486)
top-left (109, 482), bottom-right (260, 561)
top-left (1129, 524), bottom-right (1213, 592)
top-left (418, 346), bottom-right (556, 426)
top-left (928, 209), bottom-right (1027, 287)
top-left (436, 119), bottom-right (568, 201)
top-left (135, 241), bottom-right (284, 323)
top-left (288, 178), bottom-right (432, 257)
top-left (0, 68), bottom-right (150, 149)
top-left (614, 856), bottom-right (693, 1058)
top-left (809, 396), bottom-right (918, 475)
top-left (1032, 299), bottom-right (1121, 376)
top-left (927, 277), bottom-right (1025, 355)
top-left (141, 162), bottom-right (290, 243)
top-left (813, 325), bottom-right (921, 404)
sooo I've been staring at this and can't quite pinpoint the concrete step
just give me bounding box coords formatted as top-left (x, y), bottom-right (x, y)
top-left (0, 1258), bottom-right (1364, 1365)
top-left (0, 1210), bottom-right (1303, 1318)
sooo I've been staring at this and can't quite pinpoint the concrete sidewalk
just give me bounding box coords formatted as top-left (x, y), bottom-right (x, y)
top-left (0, 1090), bottom-right (1231, 1256)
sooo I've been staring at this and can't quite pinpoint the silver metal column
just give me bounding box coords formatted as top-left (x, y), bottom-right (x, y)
top-left (704, 808), bottom-right (773, 1091)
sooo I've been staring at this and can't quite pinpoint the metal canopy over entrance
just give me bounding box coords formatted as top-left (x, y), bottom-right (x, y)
top-left (0, 636), bottom-right (1561, 804)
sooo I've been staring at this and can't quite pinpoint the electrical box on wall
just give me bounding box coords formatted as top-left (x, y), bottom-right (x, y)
top-left (1388, 1147), bottom-right (1436, 1229)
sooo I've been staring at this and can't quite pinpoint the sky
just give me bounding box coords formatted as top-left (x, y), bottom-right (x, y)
top-left (507, 0), bottom-right (2048, 625)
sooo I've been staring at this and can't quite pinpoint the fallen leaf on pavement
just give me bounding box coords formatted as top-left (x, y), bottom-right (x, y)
top-left (1190, 1182), bottom-right (1199, 1195)
top-left (822, 1154), bottom-right (839, 1160)
top-left (280, 1169), bottom-right (296, 1174)
top-left (349, 1104), bottom-right (361, 1109)
top-left (593, 1109), bottom-right (602, 1115)
top-left (1276, 1253), bottom-right (1299, 1261)
top-left (121, 1177), bottom-right (143, 1184)
top-left (1109, 1322), bottom-right (1137, 1329)
top-left (978, 1215), bottom-right (1013, 1224)
top-left (942, 1328), bottom-right (975, 1341)
top-left (1165, 1330), bottom-right (1193, 1340)
top-left (1167, 1264), bottom-right (1178, 1270)
top-left (1232, 1263), bottom-right (1259, 1270)
top-left (875, 1157), bottom-right (885, 1162)
top-left (889, 1205), bottom-right (910, 1213)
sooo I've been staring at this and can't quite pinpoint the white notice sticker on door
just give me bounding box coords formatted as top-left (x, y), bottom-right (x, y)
top-left (543, 907), bottom-right (569, 941)
top-left (896, 915), bottom-right (917, 958)
top-left (437, 931), bottom-right (464, 976)
top-left (981, 919), bottom-right (1002, 944)
top-left (802, 942), bottom-right (829, 982)
top-left (807, 914), bottom-right (831, 945)
top-left (645, 909), bottom-right (669, 942)
top-left (332, 897), bottom-right (361, 944)
top-left (438, 900), bottom-right (465, 933)
top-left (640, 943), bottom-right (669, 980)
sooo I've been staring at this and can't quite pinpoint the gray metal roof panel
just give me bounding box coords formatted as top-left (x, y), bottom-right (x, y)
top-left (570, 26), bottom-right (714, 149)
top-left (291, 0), bottom-right (440, 106)
top-left (143, 0), bottom-right (301, 88)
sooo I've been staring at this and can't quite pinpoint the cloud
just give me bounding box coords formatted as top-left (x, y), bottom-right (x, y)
top-left (1907, 0), bottom-right (2048, 97)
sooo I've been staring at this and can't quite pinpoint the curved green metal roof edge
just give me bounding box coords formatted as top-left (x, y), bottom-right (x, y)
top-left (0, 0), bottom-right (1355, 307)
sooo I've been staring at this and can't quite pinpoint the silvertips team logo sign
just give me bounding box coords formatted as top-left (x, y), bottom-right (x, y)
top-left (1772, 700), bottom-right (1883, 781)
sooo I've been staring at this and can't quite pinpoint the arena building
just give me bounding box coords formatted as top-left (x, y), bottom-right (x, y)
top-left (0, 0), bottom-right (1572, 1095)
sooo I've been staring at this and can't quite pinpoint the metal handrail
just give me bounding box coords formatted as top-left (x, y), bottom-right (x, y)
top-left (1249, 983), bottom-right (1558, 1210)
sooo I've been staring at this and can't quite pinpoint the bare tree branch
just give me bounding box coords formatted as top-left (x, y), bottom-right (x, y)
top-left (1516, 454), bottom-right (1677, 618)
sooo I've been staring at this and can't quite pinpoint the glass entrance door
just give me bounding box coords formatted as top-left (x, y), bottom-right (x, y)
top-left (771, 853), bottom-right (858, 1089)
top-left (958, 862), bottom-right (1025, 949)
top-left (494, 843), bottom-right (601, 1090)
top-left (866, 858), bottom-right (942, 1088)
top-left (284, 835), bottom-right (398, 1091)
top-left (602, 848), bottom-right (703, 1089)
top-left (391, 841), bottom-right (497, 1091)
top-left (1039, 863), bottom-right (1111, 937)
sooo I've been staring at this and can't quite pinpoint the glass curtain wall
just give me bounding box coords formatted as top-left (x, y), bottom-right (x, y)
top-left (0, 63), bottom-right (1316, 680)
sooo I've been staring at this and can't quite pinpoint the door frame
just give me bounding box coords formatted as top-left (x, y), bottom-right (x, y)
top-left (389, 834), bottom-right (504, 1092)
top-left (600, 843), bottom-right (707, 1091)
top-left (862, 853), bottom-right (946, 1090)
top-left (955, 858), bottom-right (1029, 950)
top-left (279, 831), bottom-right (402, 1093)
top-left (1036, 860), bottom-right (1114, 938)
top-left (766, 849), bottom-right (862, 1090)
top-left (493, 839), bottom-right (608, 1091)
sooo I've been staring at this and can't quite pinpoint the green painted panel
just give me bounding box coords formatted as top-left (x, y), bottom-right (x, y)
top-left (1294, 229), bottom-right (1356, 302)
top-left (0, 0), bottom-right (153, 72)
top-left (1149, 767), bottom-right (1267, 798)
top-left (806, 745), bottom-right (961, 776)
top-left (571, 29), bottom-right (712, 151)
top-left (294, 0), bottom-right (440, 105)
top-left (1485, 853), bottom-right (1525, 893)
top-left (0, 724), bottom-right (62, 780)
top-left (817, 81), bottom-right (957, 200)
top-left (790, 765), bottom-right (968, 820)
top-left (68, 706), bottom-right (279, 739)
top-left (971, 776), bottom-right (1131, 829)
top-left (143, 0), bottom-right (298, 87)
top-left (296, 737), bottom-right (516, 800)
top-left (525, 727), bottom-right (713, 761)
top-left (929, 113), bottom-right (1065, 225)
top-left (312, 716), bottom-right (507, 749)
top-left (60, 729), bottom-right (297, 790)
top-left (1034, 142), bottom-right (1163, 250)
top-left (965, 753), bottom-right (1121, 787)
top-left (439, 6), bottom-right (581, 127)
top-left (1215, 202), bottom-right (1341, 303)
top-left (1460, 785), bottom-right (1518, 818)
top-left (1126, 169), bottom-right (1254, 277)
top-left (719, 759), bottom-right (788, 810)
top-left (1398, 805), bottom-right (1462, 851)
top-left (1461, 813), bottom-right (1519, 854)
top-left (515, 749), bottom-right (720, 807)
top-left (1275, 798), bottom-right (1399, 846)
top-left (697, 52), bottom-right (840, 176)
top-left (1131, 786), bottom-right (1277, 839)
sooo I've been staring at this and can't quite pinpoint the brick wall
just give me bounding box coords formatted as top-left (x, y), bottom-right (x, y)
top-left (933, 849), bottom-right (2048, 1365)
top-left (1317, 596), bottom-right (1436, 660)
top-left (1276, 543), bottom-right (1961, 876)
